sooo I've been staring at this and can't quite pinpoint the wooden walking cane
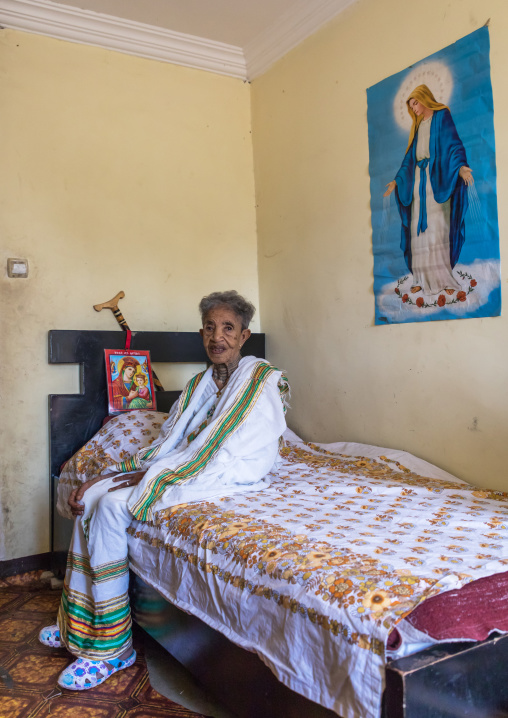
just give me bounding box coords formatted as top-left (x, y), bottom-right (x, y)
top-left (93, 291), bottom-right (165, 391)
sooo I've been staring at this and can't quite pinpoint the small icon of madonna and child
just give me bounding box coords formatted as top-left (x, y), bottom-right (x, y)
top-left (111, 356), bottom-right (153, 411)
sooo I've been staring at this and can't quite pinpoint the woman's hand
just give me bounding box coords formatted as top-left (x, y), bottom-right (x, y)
top-left (459, 166), bottom-right (474, 186)
top-left (108, 471), bottom-right (146, 492)
top-left (127, 389), bottom-right (139, 401)
top-left (384, 180), bottom-right (397, 197)
top-left (68, 473), bottom-right (115, 517)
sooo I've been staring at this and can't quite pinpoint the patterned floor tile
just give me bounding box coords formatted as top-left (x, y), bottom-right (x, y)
top-left (0, 646), bottom-right (15, 667)
top-left (6, 650), bottom-right (71, 689)
top-left (0, 689), bottom-right (42, 717)
top-left (0, 616), bottom-right (42, 644)
top-left (133, 673), bottom-right (188, 708)
top-left (0, 593), bottom-right (23, 611)
top-left (0, 575), bottom-right (209, 718)
top-left (18, 593), bottom-right (62, 614)
top-left (30, 696), bottom-right (120, 717)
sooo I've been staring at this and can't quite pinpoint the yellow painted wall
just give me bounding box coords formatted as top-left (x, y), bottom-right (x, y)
top-left (252, 0), bottom-right (508, 488)
top-left (0, 30), bottom-right (259, 559)
top-left (4, 0), bottom-right (508, 561)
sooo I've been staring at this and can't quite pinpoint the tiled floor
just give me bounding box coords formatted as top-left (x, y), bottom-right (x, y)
top-left (0, 571), bottom-right (209, 717)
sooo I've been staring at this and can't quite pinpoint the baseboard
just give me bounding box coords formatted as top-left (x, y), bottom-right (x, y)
top-left (0, 552), bottom-right (53, 578)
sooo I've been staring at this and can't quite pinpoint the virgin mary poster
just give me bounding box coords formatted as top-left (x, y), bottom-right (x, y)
top-left (367, 27), bottom-right (501, 325)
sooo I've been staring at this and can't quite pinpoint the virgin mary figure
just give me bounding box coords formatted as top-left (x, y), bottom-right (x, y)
top-left (384, 84), bottom-right (474, 297)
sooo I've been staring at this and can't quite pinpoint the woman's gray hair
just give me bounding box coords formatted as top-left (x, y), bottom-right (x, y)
top-left (199, 290), bottom-right (256, 330)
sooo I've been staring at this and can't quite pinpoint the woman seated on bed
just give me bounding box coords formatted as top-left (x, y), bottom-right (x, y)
top-left (39, 290), bottom-right (289, 691)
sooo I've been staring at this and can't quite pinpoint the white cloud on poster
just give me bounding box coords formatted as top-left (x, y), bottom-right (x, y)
top-left (376, 259), bottom-right (500, 323)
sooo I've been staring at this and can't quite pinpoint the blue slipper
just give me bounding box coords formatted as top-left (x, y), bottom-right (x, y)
top-left (57, 650), bottom-right (136, 690)
top-left (39, 625), bottom-right (61, 648)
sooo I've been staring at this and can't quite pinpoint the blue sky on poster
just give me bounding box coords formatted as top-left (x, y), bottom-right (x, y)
top-left (367, 27), bottom-right (500, 324)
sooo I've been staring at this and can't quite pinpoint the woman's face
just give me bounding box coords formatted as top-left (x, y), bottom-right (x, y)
top-left (200, 306), bottom-right (251, 365)
top-left (409, 98), bottom-right (431, 118)
top-left (123, 365), bottom-right (136, 380)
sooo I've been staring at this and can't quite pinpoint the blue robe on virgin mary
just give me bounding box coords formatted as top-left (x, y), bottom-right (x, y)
top-left (394, 108), bottom-right (469, 273)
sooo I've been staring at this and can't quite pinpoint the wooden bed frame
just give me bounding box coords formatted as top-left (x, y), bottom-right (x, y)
top-left (49, 329), bottom-right (508, 718)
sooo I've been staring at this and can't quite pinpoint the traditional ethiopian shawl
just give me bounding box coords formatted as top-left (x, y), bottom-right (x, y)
top-left (122, 356), bottom-right (289, 522)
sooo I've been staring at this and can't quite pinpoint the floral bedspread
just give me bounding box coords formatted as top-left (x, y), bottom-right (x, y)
top-left (124, 429), bottom-right (508, 718)
top-left (57, 415), bottom-right (508, 718)
top-left (56, 411), bottom-right (169, 519)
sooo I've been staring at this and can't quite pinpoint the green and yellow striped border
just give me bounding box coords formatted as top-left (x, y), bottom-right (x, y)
top-left (58, 584), bottom-right (132, 660)
top-left (66, 552), bottom-right (129, 585)
top-left (130, 362), bottom-right (276, 522)
top-left (116, 370), bottom-right (206, 473)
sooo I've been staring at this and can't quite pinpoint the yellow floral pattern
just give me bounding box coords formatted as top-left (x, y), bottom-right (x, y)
top-left (57, 411), bottom-right (169, 518)
top-left (127, 439), bottom-right (508, 654)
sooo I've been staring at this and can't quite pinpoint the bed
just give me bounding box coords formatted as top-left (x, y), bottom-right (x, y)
top-left (49, 329), bottom-right (508, 718)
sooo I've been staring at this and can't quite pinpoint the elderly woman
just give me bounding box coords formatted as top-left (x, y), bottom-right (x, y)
top-left (384, 84), bottom-right (473, 298)
top-left (40, 290), bottom-right (289, 691)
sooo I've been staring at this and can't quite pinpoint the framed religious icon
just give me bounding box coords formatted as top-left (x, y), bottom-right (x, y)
top-left (105, 348), bottom-right (157, 414)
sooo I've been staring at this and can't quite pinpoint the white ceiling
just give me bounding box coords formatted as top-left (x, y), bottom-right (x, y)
top-left (0, 0), bottom-right (356, 79)
top-left (48, 0), bottom-right (300, 48)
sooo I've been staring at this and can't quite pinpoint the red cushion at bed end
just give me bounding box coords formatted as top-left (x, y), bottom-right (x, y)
top-left (404, 571), bottom-right (508, 642)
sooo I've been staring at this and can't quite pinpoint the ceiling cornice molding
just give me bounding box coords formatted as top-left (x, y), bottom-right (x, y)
top-left (0, 0), bottom-right (247, 79)
top-left (244, 0), bottom-right (358, 80)
top-left (0, 0), bottom-right (357, 81)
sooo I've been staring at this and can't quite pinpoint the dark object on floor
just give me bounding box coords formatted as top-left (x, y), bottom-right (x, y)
top-left (0, 553), bottom-right (53, 579)
top-left (0, 571), bottom-right (210, 717)
top-left (142, 623), bottom-right (237, 718)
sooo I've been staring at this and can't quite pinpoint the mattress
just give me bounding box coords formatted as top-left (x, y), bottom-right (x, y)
top-left (123, 428), bottom-right (508, 718)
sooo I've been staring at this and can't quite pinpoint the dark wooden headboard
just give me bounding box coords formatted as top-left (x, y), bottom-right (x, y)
top-left (48, 329), bottom-right (265, 563)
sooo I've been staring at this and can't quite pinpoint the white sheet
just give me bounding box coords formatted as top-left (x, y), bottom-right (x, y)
top-left (125, 428), bottom-right (508, 718)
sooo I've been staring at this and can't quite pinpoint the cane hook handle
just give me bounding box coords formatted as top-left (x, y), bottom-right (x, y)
top-left (93, 291), bottom-right (125, 313)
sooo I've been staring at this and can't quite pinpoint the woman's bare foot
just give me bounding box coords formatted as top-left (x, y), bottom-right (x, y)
top-left (445, 288), bottom-right (455, 295)
top-left (410, 286), bottom-right (422, 294)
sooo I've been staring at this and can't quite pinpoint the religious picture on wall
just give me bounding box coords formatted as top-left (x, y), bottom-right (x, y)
top-left (105, 349), bottom-right (156, 413)
top-left (367, 27), bottom-right (501, 324)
